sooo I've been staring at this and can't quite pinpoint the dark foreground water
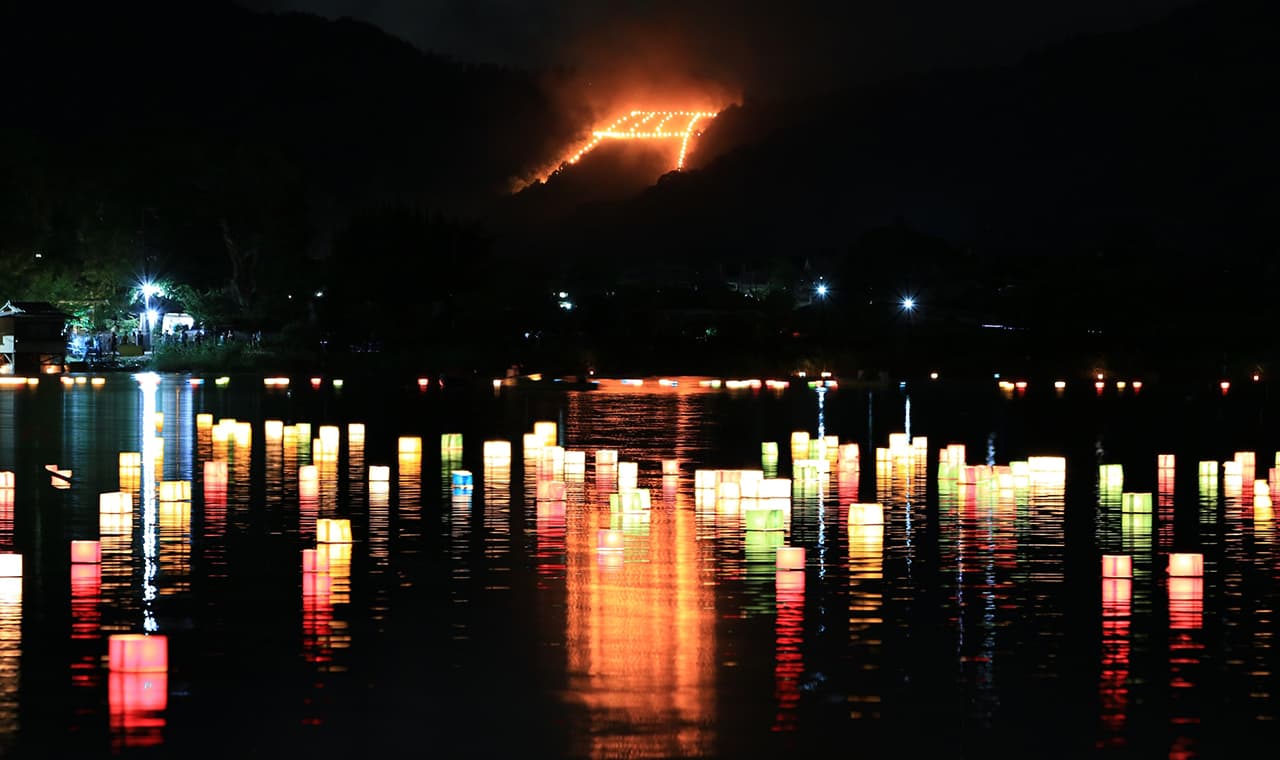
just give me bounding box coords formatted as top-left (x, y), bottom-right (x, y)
top-left (0, 373), bottom-right (1278, 758)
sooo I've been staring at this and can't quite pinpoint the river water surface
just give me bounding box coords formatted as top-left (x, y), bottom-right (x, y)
top-left (0, 374), bottom-right (1276, 757)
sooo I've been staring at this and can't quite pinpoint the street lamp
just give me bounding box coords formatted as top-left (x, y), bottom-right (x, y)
top-left (139, 280), bottom-right (164, 348)
top-left (900, 296), bottom-right (915, 312)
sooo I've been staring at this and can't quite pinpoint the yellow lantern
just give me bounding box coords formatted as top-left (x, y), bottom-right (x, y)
top-left (316, 518), bottom-right (353, 543)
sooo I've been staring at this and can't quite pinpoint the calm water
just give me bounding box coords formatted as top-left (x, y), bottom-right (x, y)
top-left (0, 374), bottom-right (1278, 758)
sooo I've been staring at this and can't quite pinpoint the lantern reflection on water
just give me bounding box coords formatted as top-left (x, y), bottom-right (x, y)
top-left (0, 554), bottom-right (19, 577)
top-left (597, 528), bottom-right (624, 552)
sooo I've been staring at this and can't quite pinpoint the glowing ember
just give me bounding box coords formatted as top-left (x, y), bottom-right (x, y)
top-left (553, 110), bottom-right (718, 179)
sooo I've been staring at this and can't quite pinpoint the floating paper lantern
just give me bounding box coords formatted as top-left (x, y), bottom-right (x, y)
top-left (299, 465), bottom-right (318, 484)
top-left (662, 459), bottom-right (679, 476)
top-left (0, 472), bottom-right (12, 489)
top-left (761, 442), bottom-right (779, 458)
top-left (71, 540), bottom-right (101, 564)
top-left (776, 546), bottom-right (805, 570)
top-left (1220, 380), bottom-right (1230, 393)
top-left (532, 421), bottom-right (557, 448)
top-left (838, 443), bottom-right (860, 465)
top-left (483, 440), bottom-right (511, 460)
top-left (398, 436), bottom-right (422, 455)
top-left (596, 449), bottom-right (618, 467)
top-left (417, 377), bottom-right (429, 390)
top-left (348, 423), bottom-right (364, 441)
top-left (332, 379), bottom-right (344, 389)
top-left (848, 503), bottom-right (884, 526)
top-left (758, 479), bottom-right (790, 499)
top-left (310, 377), bottom-right (322, 389)
top-left (203, 461), bottom-right (228, 491)
top-left (316, 518), bottom-right (353, 543)
top-left (99, 491), bottom-right (132, 514)
top-left (807, 439), bottom-right (827, 460)
top-left (716, 482), bottom-right (740, 501)
top-left (1054, 380), bottom-right (1067, 390)
top-left (1168, 553), bottom-right (1203, 577)
top-left (1158, 454), bottom-right (1175, 470)
top-left (597, 529), bottom-right (624, 552)
top-left (108, 634), bottom-right (168, 672)
top-left (694, 470), bottom-right (717, 489)
top-left (263, 377), bottom-right (290, 388)
top-left (301, 548), bottom-right (329, 573)
top-left (0, 553), bottom-right (20, 577)
top-left (157, 481), bottom-right (189, 502)
top-left (450, 470), bottom-right (473, 489)
top-left (318, 426), bottom-right (340, 449)
top-left (564, 450), bottom-right (586, 469)
top-left (1121, 492), bottom-right (1152, 513)
top-left (441, 433), bottom-right (463, 452)
top-left (789, 431), bottom-right (810, 454)
top-left (368, 466), bottom-right (390, 482)
top-left (1101, 554), bottom-right (1132, 578)
top-left (1099, 464), bottom-right (1124, 489)
top-left (521, 433), bottom-right (544, 452)
top-left (618, 461), bottom-right (638, 490)
top-left (214, 376), bottom-right (230, 386)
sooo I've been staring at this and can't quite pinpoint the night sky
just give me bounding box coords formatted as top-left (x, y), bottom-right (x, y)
top-left (236, 0), bottom-right (1194, 96)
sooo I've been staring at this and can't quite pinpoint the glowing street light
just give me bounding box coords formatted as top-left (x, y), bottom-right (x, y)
top-left (900, 297), bottom-right (915, 312)
top-left (815, 283), bottom-right (829, 298)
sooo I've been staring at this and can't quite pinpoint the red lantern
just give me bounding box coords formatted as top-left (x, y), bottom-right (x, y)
top-left (71, 540), bottom-right (101, 564)
top-left (108, 634), bottom-right (168, 673)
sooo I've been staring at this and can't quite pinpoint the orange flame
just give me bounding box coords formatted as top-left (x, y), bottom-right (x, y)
top-left (550, 109), bottom-right (718, 180)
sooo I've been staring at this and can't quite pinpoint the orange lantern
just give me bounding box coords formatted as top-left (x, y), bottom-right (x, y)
top-left (108, 634), bottom-right (168, 672)
top-left (1168, 553), bottom-right (1203, 577)
top-left (99, 491), bottom-right (132, 514)
top-left (316, 518), bottom-right (353, 543)
top-left (71, 540), bottom-right (101, 564)
top-left (203, 461), bottom-right (228, 490)
top-left (776, 546), bottom-right (805, 570)
top-left (0, 472), bottom-right (13, 488)
top-left (662, 459), bottom-right (680, 476)
top-left (1101, 554), bottom-right (1132, 578)
top-left (848, 503), bottom-right (884, 526)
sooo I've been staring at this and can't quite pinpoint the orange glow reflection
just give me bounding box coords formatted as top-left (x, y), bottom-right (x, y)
top-left (566, 503), bottom-right (713, 757)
